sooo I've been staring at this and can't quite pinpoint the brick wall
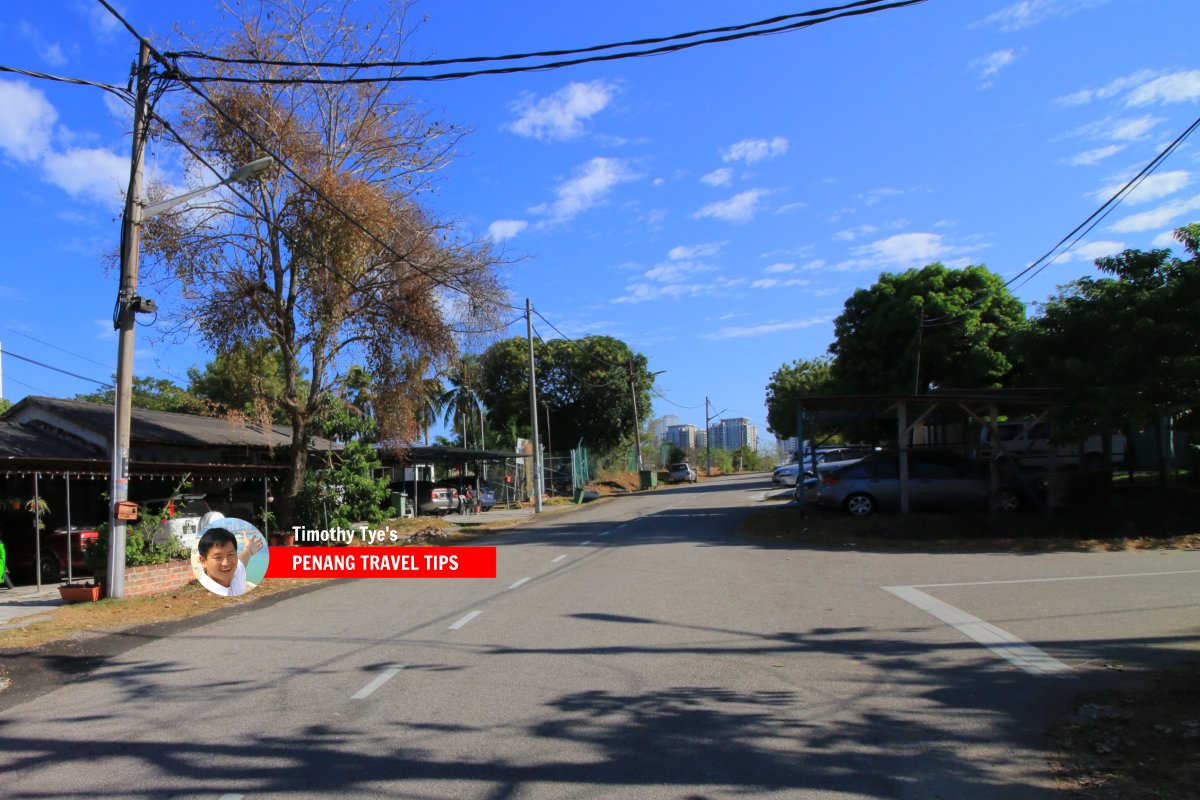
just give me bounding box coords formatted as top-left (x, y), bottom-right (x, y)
top-left (121, 559), bottom-right (195, 599)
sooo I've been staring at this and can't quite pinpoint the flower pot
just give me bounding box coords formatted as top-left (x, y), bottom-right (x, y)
top-left (59, 584), bottom-right (103, 603)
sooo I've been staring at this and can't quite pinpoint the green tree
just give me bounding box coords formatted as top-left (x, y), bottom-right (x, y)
top-left (764, 356), bottom-right (835, 439)
top-left (75, 376), bottom-right (201, 414)
top-left (187, 339), bottom-right (296, 424)
top-left (140, 1), bottom-right (506, 523)
top-left (829, 264), bottom-right (1026, 395)
top-left (480, 335), bottom-right (654, 457)
top-left (439, 355), bottom-right (485, 449)
top-left (1017, 225), bottom-right (1200, 476)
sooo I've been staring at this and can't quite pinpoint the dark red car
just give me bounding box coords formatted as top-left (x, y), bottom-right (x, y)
top-left (1, 516), bottom-right (98, 584)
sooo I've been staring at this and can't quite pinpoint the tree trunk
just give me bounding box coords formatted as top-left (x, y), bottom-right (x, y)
top-left (279, 416), bottom-right (310, 529)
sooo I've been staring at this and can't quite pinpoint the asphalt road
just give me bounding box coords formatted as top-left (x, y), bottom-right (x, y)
top-left (2, 473), bottom-right (1197, 799)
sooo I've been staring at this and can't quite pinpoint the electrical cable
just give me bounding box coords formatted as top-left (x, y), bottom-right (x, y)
top-left (3, 349), bottom-right (111, 386)
top-left (0, 64), bottom-right (134, 103)
top-left (97, 0), bottom-right (515, 312)
top-left (174, 1), bottom-right (926, 85)
top-left (919, 113), bottom-right (1200, 328)
top-left (167, 0), bottom-right (915, 70)
top-left (0, 324), bottom-right (115, 370)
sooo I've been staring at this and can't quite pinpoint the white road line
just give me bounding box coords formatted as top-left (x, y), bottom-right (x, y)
top-left (579, 540), bottom-right (592, 546)
top-left (218, 795), bottom-right (245, 800)
top-left (551, 555), bottom-right (567, 563)
top-left (449, 610), bottom-right (483, 630)
top-left (598, 531), bottom-right (610, 536)
top-left (884, 585), bottom-right (1072, 677)
top-left (508, 577), bottom-right (532, 590)
top-left (352, 665), bottom-right (406, 700)
top-left (617, 524), bottom-right (627, 529)
top-left (913, 569), bottom-right (1200, 589)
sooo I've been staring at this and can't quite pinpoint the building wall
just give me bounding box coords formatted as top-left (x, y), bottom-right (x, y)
top-left (120, 560), bottom-right (196, 599)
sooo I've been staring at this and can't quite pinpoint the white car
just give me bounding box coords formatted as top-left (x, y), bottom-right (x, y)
top-left (147, 493), bottom-right (225, 551)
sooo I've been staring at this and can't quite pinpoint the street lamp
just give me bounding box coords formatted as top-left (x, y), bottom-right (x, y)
top-left (107, 120), bottom-right (274, 598)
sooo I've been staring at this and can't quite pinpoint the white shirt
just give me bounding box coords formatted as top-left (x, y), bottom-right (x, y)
top-left (199, 560), bottom-right (247, 597)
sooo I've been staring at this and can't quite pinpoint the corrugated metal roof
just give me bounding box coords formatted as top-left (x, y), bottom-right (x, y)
top-left (2, 396), bottom-right (337, 451)
top-left (0, 421), bottom-right (104, 459)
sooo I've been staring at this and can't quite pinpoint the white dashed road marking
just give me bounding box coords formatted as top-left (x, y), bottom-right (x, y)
top-left (551, 555), bottom-right (567, 563)
top-left (508, 577), bottom-right (531, 590)
top-left (449, 610), bottom-right (482, 630)
top-left (352, 665), bottom-right (406, 699)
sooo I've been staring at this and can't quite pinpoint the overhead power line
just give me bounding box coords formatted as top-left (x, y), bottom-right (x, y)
top-left (0, 64), bottom-right (134, 103)
top-left (176, 1), bottom-right (926, 84)
top-left (3, 349), bottom-right (111, 387)
top-left (167, 0), bottom-right (922, 73)
top-left (919, 113), bottom-right (1200, 328)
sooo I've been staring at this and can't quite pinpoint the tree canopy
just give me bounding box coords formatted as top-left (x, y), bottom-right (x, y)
top-left (139, 0), bottom-right (507, 520)
top-left (764, 356), bottom-right (834, 439)
top-left (1017, 225), bottom-right (1200, 433)
top-left (829, 263), bottom-right (1025, 395)
top-left (480, 335), bottom-right (654, 456)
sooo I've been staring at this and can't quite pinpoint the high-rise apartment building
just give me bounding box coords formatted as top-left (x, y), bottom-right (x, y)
top-left (708, 417), bottom-right (758, 451)
top-left (665, 423), bottom-right (697, 449)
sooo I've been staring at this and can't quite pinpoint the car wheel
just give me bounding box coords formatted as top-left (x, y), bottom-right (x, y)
top-left (40, 551), bottom-right (62, 584)
top-left (845, 494), bottom-right (875, 516)
top-left (993, 489), bottom-right (1020, 513)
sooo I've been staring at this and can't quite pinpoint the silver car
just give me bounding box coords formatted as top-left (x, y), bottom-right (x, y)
top-left (668, 463), bottom-right (698, 483)
top-left (817, 451), bottom-right (1024, 516)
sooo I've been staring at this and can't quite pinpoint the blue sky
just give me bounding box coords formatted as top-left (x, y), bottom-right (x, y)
top-left (1, 0), bottom-right (1198, 447)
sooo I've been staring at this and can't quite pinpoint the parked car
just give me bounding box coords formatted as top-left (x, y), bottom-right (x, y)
top-left (818, 450), bottom-right (1027, 516)
top-left (0, 516), bottom-right (98, 584)
top-left (775, 448), bottom-right (873, 487)
top-left (979, 421), bottom-right (1126, 471)
top-left (397, 481), bottom-right (459, 516)
top-left (667, 463), bottom-right (698, 484)
top-left (143, 493), bottom-right (225, 551)
top-left (434, 477), bottom-right (497, 512)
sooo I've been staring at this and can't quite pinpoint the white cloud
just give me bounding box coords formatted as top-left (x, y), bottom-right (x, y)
top-left (487, 219), bottom-right (528, 242)
top-left (644, 260), bottom-right (716, 283)
top-left (751, 277), bottom-right (809, 289)
top-left (764, 262), bottom-right (795, 273)
top-left (721, 137), bottom-right (788, 164)
top-left (701, 167), bottom-right (732, 187)
top-left (693, 189), bottom-right (768, 224)
top-left (973, 0), bottom-right (1112, 32)
top-left (506, 81), bottom-right (616, 142)
top-left (1126, 69), bottom-right (1200, 107)
top-left (1056, 69), bottom-right (1160, 106)
top-left (668, 242), bottom-right (723, 260)
top-left (774, 201), bottom-right (805, 215)
top-left (0, 80), bottom-right (57, 162)
top-left (851, 232), bottom-right (967, 266)
top-left (1068, 144), bottom-right (1125, 165)
top-left (531, 157), bottom-right (637, 222)
top-left (1090, 170), bottom-right (1190, 205)
top-left (1060, 240), bottom-right (1125, 263)
top-left (1108, 194), bottom-right (1200, 233)
top-left (972, 49), bottom-right (1017, 81)
top-left (1107, 115), bottom-right (1162, 141)
top-left (833, 224), bottom-right (878, 242)
top-left (1151, 231), bottom-right (1179, 248)
top-left (860, 187), bottom-right (904, 206)
top-left (799, 259), bottom-right (827, 271)
top-left (704, 317), bottom-right (828, 341)
top-left (40, 147), bottom-right (128, 205)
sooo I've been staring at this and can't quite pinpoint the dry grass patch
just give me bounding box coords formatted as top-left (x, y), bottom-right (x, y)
top-left (1051, 662), bottom-right (1200, 799)
top-left (0, 578), bottom-right (317, 651)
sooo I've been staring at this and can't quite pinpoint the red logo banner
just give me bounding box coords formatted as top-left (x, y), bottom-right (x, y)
top-left (266, 547), bottom-right (496, 579)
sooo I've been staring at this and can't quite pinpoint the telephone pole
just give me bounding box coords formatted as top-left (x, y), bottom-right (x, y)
top-left (525, 299), bottom-right (543, 512)
top-left (108, 41), bottom-right (150, 599)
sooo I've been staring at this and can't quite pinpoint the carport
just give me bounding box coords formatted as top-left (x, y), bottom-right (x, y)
top-left (794, 389), bottom-right (1066, 516)
top-left (378, 445), bottom-right (533, 516)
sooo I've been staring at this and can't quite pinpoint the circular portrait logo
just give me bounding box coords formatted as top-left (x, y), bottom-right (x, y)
top-left (191, 518), bottom-right (269, 597)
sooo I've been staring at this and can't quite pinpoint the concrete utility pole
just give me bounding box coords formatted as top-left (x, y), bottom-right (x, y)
top-left (525, 299), bottom-right (543, 512)
top-left (630, 362), bottom-right (643, 472)
top-left (108, 40), bottom-right (150, 599)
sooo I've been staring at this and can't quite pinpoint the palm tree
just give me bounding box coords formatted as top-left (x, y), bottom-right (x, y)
top-left (439, 355), bottom-right (486, 449)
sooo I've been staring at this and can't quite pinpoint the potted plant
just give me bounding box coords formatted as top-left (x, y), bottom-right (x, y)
top-left (59, 582), bottom-right (103, 603)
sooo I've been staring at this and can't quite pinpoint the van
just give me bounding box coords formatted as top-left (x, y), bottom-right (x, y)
top-left (979, 421), bottom-right (1125, 470)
